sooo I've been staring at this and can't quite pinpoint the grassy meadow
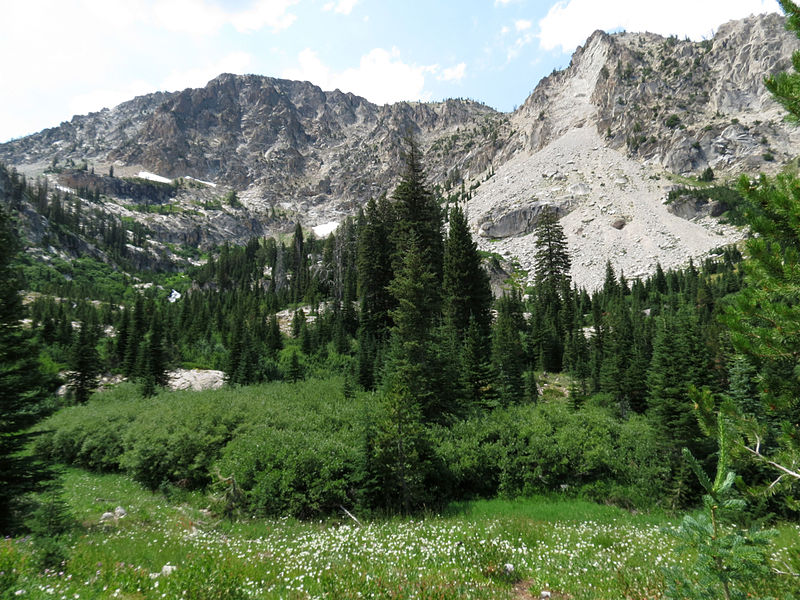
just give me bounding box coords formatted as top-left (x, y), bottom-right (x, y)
top-left (3, 468), bottom-right (799, 599)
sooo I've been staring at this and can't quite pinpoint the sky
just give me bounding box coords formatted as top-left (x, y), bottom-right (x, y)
top-left (0, 0), bottom-right (783, 143)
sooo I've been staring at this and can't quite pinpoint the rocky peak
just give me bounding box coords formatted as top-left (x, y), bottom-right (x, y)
top-left (1, 14), bottom-right (798, 289)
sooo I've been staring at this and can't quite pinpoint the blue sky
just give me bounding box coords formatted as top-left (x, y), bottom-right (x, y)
top-left (0, 0), bottom-right (781, 143)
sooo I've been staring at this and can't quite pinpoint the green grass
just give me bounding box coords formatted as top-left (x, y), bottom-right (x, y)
top-left (445, 496), bottom-right (669, 526)
top-left (5, 469), bottom-right (798, 599)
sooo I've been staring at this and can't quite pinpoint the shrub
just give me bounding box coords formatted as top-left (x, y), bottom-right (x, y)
top-left (699, 166), bottom-right (714, 182)
top-left (439, 402), bottom-right (668, 508)
top-left (217, 426), bottom-right (364, 518)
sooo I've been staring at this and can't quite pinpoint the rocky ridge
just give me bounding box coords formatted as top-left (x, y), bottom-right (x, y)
top-left (1, 13), bottom-right (798, 289)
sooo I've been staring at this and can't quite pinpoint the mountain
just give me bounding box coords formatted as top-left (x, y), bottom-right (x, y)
top-left (1, 13), bottom-right (798, 288)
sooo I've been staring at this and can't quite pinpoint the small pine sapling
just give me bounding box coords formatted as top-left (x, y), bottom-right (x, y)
top-left (663, 392), bottom-right (778, 600)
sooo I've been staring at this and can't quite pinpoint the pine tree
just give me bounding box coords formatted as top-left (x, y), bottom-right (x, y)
top-left (534, 205), bottom-right (571, 294)
top-left (69, 321), bottom-right (100, 404)
top-left (391, 137), bottom-right (444, 286)
top-left (290, 223), bottom-right (309, 303)
top-left (140, 310), bottom-right (168, 397)
top-left (372, 376), bottom-right (435, 514)
top-left (492, 293), bottom-right (526, 405)
top-left (442, 204), bottom-right (492, 340)
top-left (0, 205), bottom-right (52, 532)
top-left (286, 349), bottom-right (304, 383)
top-left (385, 234), bottom-right (442, 421)
top-left (765, 0), bottom-right (800, 122)
top-left (265, 313), bottom-right (283, 357)
top-left (357, 196), bottom-right (395, 341)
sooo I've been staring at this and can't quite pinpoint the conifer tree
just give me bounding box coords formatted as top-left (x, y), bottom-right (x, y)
top-left (599, 302), bottom-right (634, 409)
top-left (291, 308), bottom-right (306, 338)
top-left (265, 313), bottom-right (282, 357)
top-left (140, 309), bottom-right (168, 396)
top-left (442, 204), bottom-right (492, 341)
top-left (123, 295), bottom-right (146, 377)
top-left (290, 223), bottom-right (309, 303)
top-left (461, 317), bottom-right (497, 408)
top-left (647, 310), bottom-right (711, 504)
top-left (0, 205), bottom-right (52, 532)
top-left (492, 293), bottom-right (526, 405)
top-left (357, 196), bottom-right (395, 341)
top-left (534, 205), bottom-right (571, 295)
top-left (385, 234), bottom-right (442, 421)
top-left (765, 0), bottom-right (800, 121)
top-left (391, 137), bottom-right (444, 286)
top-left (356, 327), bottom-right (377, 390)
top-left (69, 321), bottom-right (100, 404)
top-left (286, 349), bottom-right (304, 383)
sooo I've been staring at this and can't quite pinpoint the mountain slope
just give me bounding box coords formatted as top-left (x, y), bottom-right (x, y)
top-left (1, 13), bottom-right (797, 288)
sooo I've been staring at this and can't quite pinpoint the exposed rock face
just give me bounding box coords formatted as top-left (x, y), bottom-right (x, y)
top-left (168, 369), bottom-right (225, 392)
top-left (1, 13), bottom-right (797, 289)
top-left (478, 202), bottom-right (565, 239)
top-left (666, 194), bottom-right (728, 220)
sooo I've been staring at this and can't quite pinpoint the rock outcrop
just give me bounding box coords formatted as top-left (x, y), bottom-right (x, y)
top-left (1, 13), bottom-right (797, 288)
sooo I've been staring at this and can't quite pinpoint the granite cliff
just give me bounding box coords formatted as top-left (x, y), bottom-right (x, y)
top-left (1, 13), bottom-right (797, 288)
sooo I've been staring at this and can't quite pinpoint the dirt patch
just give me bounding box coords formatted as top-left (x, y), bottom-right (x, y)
top-left (512, 580), bottom-right (572, 600)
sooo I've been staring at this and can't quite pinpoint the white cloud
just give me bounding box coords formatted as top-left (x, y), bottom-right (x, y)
top-left (283, 48), bottom-right (432, 104)
top-left (153, 0), bottom-right (298, 34)
top-left (64, 51), bottom-right (255, 117)
top-left (494, 0), bottom-right (517, 5)
top-left (506, 27), bottom-right (537, 62)
top-left (537, 0), bottom-right (781, 53)
top-left (69, 80), bottom-right (156, 117)
top-left (515, 19), bottom-right (532, 31)
top-left (439, 62), bottom-right (467, 82)
top-left (161, 52), bottom-right (254, 91)
top-left (323, 0), bottom-right (359, 15)
top-left (229, 0), bottom-right (298, 32)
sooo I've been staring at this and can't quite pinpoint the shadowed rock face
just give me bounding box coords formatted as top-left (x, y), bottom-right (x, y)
top-left (478, 203), bottom-right (566, 239)
top-left (1, 14), bottom-right (797, 289)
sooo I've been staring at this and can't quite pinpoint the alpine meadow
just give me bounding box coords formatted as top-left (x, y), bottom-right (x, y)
top-left (4, 2), bottom-right (800, 599)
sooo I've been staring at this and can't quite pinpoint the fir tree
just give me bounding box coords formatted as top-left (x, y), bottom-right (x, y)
top-left (140, 310), bottom-right (168, 397)
top-left (461, 317), bottom-right (497, 409)
top-left (357, 196), bottom-right (395, 341)
top-left (69, 321), bottom-right (100, 404)
top-left (0, 205), bottom-right (53, 532)
top-left (534, 205), bottom-right (571, 295)
top-left (492, 293), bottom-right (526, 406)
top-left (290, 223), bottom-right (309, 303)
top-left (442, 204), bottom-right (492, 341)
top-left (286, 349), bottom-right (304, 383)
top-left (391, 137), bottom-right (444, 287)
top-left (265, 313), bottom-right (283, 357)
top-left (385, 234), bottom-right (442, 421)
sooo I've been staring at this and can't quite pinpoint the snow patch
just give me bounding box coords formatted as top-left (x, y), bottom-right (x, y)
top-left (312, 221), bottom-right (339, 238)
top-left (138, 171), bottom-right (173, 184)
top-left (185, 176), bottom-right (217, 188)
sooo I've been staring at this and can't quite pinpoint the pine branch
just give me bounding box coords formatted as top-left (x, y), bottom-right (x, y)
top-left (743, 434), bottom-right (800, 481)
